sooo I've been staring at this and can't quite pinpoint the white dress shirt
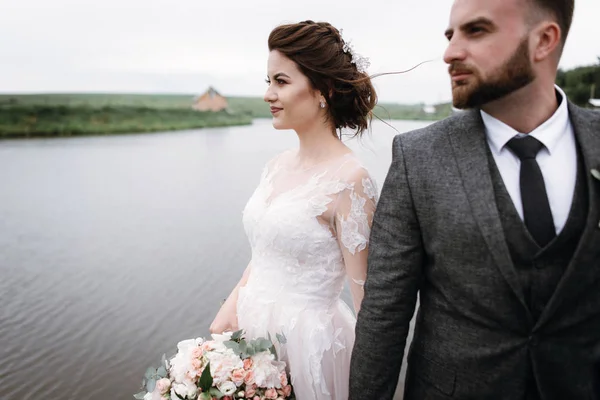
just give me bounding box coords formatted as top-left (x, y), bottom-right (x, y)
top-left (481, 86), bottom-right (577, 235)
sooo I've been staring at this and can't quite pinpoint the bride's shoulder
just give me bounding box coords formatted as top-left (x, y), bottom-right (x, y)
top-left (265, 149), bottom-right (294, 168)
top-left (316, 152), bottom-right (373, 195)
top-left (337, 153), bottom-right (372, 180)
top-left (260, 149), bottom-right (295, 176)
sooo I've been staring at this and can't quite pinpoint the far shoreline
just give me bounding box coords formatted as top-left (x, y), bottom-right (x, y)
top-left (0, 105), bottom-right (253, 139)
top-left (0, 93), bottom-right (450, 139)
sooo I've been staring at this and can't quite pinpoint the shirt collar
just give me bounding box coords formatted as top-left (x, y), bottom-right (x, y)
top-left (481, 85), bottom-right (570, 156)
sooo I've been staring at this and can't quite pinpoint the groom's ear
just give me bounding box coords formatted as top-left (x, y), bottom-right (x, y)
top-left (531, 21), bottom-right (562, 63)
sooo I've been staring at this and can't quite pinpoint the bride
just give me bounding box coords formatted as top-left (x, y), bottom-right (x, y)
top-left (210, 20), bottom-right (378, 400)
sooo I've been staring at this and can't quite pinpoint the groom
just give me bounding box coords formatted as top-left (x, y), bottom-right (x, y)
top-left (350, 0), bottom-right (600, 398)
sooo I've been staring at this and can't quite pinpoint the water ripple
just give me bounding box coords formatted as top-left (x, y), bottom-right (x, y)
top-left (0, 120), bottom-right (414, 400)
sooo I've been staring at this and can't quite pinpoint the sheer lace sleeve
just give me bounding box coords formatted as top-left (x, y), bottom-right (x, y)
top-left (333, 167), bottom-right (378, 313)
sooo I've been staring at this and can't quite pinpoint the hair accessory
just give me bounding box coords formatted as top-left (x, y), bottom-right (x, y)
top-left (339, 29), bottom-right (371, 74)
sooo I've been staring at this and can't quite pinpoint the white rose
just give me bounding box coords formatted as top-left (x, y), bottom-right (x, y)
top-left (143, 393), bottom-right (153, 400)
top-left (217, 381), bottom-right (237, 395)
top-left (251, 352), bottom-right (281, 388)
top-left (173, 383), bottom-right (187, 397)
top-left (206, 349), bottom-right (243, 385)
top-left (170, 339), bottom-right (202, 383)
top-left (176, 338), bottom-right (202, 354)
top-left (185, 384), bottom-right (198, 398)
top-left (211, 332), bottom-right (233, 343)
top-left (173, 382), bottom-right (197, 399)
top-left (207, 339), bottom-right (228, 353)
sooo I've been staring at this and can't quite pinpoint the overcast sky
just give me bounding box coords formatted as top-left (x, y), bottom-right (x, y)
top-left (1, 0), bottom-right (598, 104)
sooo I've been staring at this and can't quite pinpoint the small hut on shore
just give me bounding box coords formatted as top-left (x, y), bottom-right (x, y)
top-left (192, 87), bottom-right (228, 112)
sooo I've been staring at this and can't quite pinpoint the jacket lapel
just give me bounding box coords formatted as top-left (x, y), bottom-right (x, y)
top-left (448, 110), bottom-right (532, 321)
top-left (535, 104), bottom-right (600, 329)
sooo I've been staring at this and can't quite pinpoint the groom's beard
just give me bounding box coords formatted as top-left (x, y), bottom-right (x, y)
top-left (449, 37), bottom-right (535, 109)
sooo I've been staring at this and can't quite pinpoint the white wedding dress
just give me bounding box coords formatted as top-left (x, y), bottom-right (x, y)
top-left (237, 150), bottom-right (377, 400)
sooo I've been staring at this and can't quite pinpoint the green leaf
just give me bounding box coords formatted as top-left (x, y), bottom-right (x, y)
top-left (156, 365), bottom-right (167, 378)
top-left (223, 340), bottom-right (241, 355)
top-left (276, 332), bottom-right (287, 344)
top-left (238, 340), bottom-right (247, 354)
top-left (231, 329), bottom-right (244, 341)
top-left (245, 345), bottom-right (255, 357)
top-left (146, 377), bottom-right (156, 393)
top-left (209, 387), bottom-right (225, 398)
top-left (145, 367), bottom-right (155, 379)
top-left (591, 168), bottom-right (600, 180)
top-left (269, 344), bottom-right (278, 360)
top-left (257, 338), bottom-right (273, 352)
top-left (248, 338), bottom-right (270, 353)
top-left (133, 391), bottom-right (147, 399)
top-left (267, 333), bottom-right (277, 358)
top-left (199, 392), bottom-right (212, 400)
top-left (199, 362), bottom-right (213, 391)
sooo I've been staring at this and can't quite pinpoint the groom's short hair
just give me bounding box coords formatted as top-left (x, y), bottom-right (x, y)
top-left (528, 0), bottom-right (575, 46)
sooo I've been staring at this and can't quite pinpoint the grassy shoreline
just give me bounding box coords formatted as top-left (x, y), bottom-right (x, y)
top-left (0, 93), bottom-right (451, 138)
top-left (0, 105), bottom-right (252, 138)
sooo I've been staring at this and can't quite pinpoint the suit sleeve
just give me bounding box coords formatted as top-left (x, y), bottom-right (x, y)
top-left (349, 134), bottom-right (424, 398)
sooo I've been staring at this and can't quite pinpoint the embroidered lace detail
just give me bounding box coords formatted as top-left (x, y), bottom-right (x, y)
top-left (338, 190), bottom-right (371, 255)
top-left (362, 177), bottom-right (378, 201)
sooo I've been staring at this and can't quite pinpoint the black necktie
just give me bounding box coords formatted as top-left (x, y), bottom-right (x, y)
top-left (506, 136), bottom-right (556, 247)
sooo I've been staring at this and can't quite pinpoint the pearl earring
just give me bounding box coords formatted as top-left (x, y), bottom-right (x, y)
top-left (320, 101), bottom-right (326, 109)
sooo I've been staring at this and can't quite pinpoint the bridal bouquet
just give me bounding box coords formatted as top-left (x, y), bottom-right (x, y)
top-left (134, 330), bottom-right (294, 400)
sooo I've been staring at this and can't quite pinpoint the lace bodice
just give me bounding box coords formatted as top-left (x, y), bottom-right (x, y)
top-left (242, 150), bottom-right (378, 312)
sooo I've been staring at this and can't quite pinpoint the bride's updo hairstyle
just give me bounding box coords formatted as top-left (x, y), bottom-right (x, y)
top-left (268, 20), bottom-right (377, 138)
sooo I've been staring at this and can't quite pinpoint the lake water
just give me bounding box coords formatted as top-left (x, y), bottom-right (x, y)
top-left (0, 118), bottom-right (432, 400)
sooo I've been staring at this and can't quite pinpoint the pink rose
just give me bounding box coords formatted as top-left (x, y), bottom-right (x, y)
top-left (265, 388), bottom-right (278, 399)
top-left (282, 385), bottom-right (292, 397)
top-left (191, 347), bottom-right (203, 359)
top-left (191, 358), bottom-right (203, 371)
top-left (253, 397), bottom-right (260, 400)
top-left (243, 358), bottom-right (253, 370)
top-left (245, 385), bottom-right (256, 398)
top-left (201, 342), bottom-right (213, 352)
top-left (279, 372), bottom-right (288, 387)
top-left (244, 370), bottom-right (255, 385)
top-left (231, 368), bottom-right (245, 385)
top-left (155, 378), bottom-right (171, 395)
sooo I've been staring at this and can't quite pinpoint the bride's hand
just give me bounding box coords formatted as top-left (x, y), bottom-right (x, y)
top-left (209, 299), bottom-right (238, 334)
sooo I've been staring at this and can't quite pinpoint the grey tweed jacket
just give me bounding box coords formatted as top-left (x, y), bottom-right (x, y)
top-left (349, 104), bottom-right (600, 399)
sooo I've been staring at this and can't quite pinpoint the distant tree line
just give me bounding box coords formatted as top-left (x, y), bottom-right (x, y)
top-left (0, 106), bottom-right (252, 138)
top-left (556, 57), bottom-right (600, 107)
